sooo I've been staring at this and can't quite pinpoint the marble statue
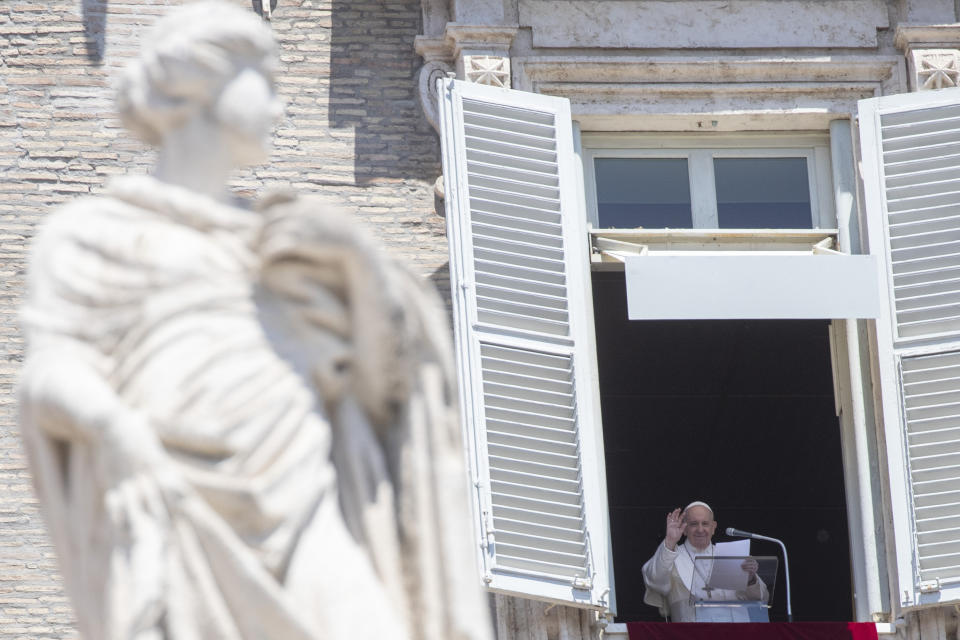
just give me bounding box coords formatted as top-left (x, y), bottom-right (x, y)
top-left (18, 3), bottom-right (492, 639)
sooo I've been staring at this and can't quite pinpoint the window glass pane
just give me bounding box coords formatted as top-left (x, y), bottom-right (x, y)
top-left (714, 157), bottom-right (812, 229)
top-left (594, 158), bottom-right (692, 228)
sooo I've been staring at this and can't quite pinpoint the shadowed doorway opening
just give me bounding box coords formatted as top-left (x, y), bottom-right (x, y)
top-left (592, 271), bottom-right (853, 623)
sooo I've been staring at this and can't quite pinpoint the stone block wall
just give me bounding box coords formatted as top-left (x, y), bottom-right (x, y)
top-left (0, 1), bottom-right (448, 636)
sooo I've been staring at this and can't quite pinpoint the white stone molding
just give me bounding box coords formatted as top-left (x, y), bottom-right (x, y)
top-left (445, 24), bottom-right (517, 84)
top-left (514, 56), bottom-right (905, 131)
top-left (415, 25), bottom-right (518, 63)
top-left (895, 25), bottom-right (960, 91)
top-left (415, 24), bottom-right (518, 123)
top-left (417, 59), bottom-right (455, 131)
top-left (895, 24), bottom-right (960, 50)
top-left (414, 35), bottom-right (451, 62)
top-left (463, 55), bottom-right (510, 87)
top-left (444, 24), bottom-right (518, 57)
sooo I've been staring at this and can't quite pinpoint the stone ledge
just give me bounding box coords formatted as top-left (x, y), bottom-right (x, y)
top-left (514, 56), bottom-right (904, 130)
top-left (895, 24), bottom-right (960, 50)
top-left (415, 23), bottom-right (519, 62)
top-left (516, 56), bottom-right (903, 86)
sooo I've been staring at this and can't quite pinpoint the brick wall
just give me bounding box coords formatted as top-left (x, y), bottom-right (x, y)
top-left (0, 1), bottom-right (446, 636)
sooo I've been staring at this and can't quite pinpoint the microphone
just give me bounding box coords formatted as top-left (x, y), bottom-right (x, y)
top-left (725, 527), bottom-right (793, 622)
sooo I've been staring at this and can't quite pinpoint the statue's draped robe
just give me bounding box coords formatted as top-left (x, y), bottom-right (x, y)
top-left (19, 176), bottom-right (490, 640)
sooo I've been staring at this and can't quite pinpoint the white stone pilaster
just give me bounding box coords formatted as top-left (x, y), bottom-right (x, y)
top-left (445, 23), bottom-right (517, 86)
top-left (414, 23), bottom-right (518, 130)
top-left (895, 25), bottom-right (960, 91)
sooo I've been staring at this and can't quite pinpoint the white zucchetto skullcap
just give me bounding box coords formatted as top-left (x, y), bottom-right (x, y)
top-left (684, 501), bottom-right (713, 517)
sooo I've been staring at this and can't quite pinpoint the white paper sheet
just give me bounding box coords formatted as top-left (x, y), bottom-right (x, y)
top-left (705, 539), bottom-right (751, 591)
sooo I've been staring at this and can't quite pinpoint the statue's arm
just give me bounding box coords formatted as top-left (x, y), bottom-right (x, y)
top-left (20, 343), bottom-right (134, 443)
top-left (20, 206), bottom-right (140, 444)
top-left (20, 343), bottom-right (163, 474)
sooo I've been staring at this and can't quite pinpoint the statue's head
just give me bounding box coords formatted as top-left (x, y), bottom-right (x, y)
top-left (117, 2), bottom-right (281, 163)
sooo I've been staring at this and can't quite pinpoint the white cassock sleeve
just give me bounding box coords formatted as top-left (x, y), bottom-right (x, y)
top-left (642, 541), bottom-right (679, 615)
top-left (742, 575), bottom-right (769, 603)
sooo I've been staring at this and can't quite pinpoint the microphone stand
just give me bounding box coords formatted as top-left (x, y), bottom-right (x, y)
top-left (752, 533), bottom-right (792, 622)
top-left (727, 528), bottom-right (792, 622)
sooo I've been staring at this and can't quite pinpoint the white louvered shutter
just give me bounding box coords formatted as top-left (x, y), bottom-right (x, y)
top-left (437, 78), bottom-right (612, 610)
top-left (859, 87), bottom-right (960, 607)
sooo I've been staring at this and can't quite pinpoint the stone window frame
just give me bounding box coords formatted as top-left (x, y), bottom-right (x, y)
top-left (580, 133), bottom-right (836, 232)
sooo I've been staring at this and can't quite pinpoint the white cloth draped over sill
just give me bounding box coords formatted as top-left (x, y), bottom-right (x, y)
top-left (590, 229), bottom-right (841, 264)
top-left (19, 175), bottom-right (491, 640)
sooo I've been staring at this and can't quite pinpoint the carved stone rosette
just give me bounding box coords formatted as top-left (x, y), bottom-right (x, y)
top-left (463, 55), bottom-right (510, 87)
top-left (895, 25), bottom-right (960, 92)
top-left (909, 49), bottom-right (960, 90)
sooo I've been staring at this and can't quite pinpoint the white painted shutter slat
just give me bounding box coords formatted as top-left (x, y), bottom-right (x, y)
top-left (469, 160), bottom-right (560, 187)
top-left (439, 78), bottom-right (612, 610)
top-left (860, 87), bottom-right (960, 605)
top-left (876, 93), bottom-right (960, 340)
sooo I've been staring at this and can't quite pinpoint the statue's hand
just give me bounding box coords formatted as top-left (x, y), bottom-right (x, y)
top-left (21, 348), bottom-right (171, 485)
top-left (21, 350), bottom-right (128, 442)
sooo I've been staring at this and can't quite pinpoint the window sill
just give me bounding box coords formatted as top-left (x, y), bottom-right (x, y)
top-left (590, 228), bottom-right (840, 270)
top-left (601, 621), bottom-right (899, 637)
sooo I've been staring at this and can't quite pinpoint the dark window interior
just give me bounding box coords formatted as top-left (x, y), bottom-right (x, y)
top-left (592, 271), bottom-right (852, 622)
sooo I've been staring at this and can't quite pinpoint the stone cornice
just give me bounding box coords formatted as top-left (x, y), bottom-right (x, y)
top-left (895, 24), bottom-right (960, 50)
top-left (445, 23), bottom-right (519, 57)
top-left (444, 24), bottom-right (519, 47)
top-left (516, 56), bottom-right (903, 87)
top-left (415, 24), bottom-right (519, 62)
top-left (414, 36), bottom-right (451, 62)
top-left (512, 56), bottom-right (906, 131)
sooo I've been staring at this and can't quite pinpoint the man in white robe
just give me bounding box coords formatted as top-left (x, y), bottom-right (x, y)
top-left (642, 501), bottom-right (769, 622)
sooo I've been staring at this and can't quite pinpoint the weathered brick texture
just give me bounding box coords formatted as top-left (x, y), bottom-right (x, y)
top-left (1, 1), bottom-right (447, 636)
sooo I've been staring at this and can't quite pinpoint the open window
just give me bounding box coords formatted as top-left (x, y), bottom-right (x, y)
top-left (582, 135), bottom-right (836, 230)
top-left (438, 77), bottom-right (960, 622)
